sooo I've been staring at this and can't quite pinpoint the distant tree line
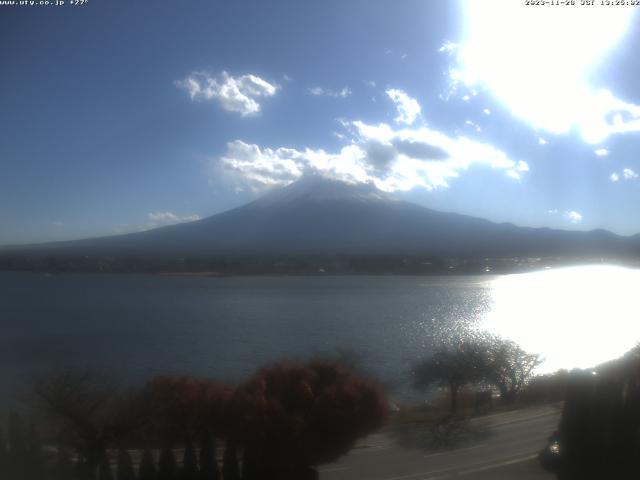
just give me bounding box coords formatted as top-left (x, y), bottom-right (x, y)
top-left (0, 252), bottom-right (599, 275)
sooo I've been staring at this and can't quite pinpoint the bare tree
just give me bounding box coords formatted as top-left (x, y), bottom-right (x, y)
top-left (413, 332), bottom-right (542, 412)
top-left (33, 371), bottom-right (144, 478)
top-left (481, 335), bottom-right (542, 404)
top-left (413, 339), bottom-right (488, 414)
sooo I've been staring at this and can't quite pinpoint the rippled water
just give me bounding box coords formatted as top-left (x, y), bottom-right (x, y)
top-left (480, 264), bottom-right (640, 374)
top-left (1, 265), bottom-right (638, 400)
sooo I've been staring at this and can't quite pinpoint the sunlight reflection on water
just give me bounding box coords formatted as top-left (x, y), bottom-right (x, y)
top-left (480, 265), bottom-right (640, 373)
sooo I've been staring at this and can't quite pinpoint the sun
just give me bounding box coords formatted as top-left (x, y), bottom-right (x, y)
top-left (454, 0), bottom-right (637, 143)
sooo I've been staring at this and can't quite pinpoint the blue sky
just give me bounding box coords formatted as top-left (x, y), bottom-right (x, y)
top-left (2, 0), bottom-right (640, 244)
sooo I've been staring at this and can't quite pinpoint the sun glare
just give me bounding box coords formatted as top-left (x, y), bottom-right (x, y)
top-left (456, 0), bottom-right (637, 143)
top-left (480, 265), bottom-right (640, 374)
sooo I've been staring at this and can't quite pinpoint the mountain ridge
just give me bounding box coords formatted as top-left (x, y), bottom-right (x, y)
top-left (1, 176), bottom-right (639, 273)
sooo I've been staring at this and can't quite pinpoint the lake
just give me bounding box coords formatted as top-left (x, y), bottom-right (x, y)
top-left (2, 265), bottom-right (639, 401)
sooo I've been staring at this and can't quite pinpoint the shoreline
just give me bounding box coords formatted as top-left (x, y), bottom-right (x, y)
top-left (154, 271), bottom-right (230, 277)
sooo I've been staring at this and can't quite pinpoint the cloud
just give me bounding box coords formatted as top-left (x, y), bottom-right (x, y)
top-left (364, 141), bottom-right (397, 171)
top-left (439, 41), bottom-right (457, 54)
top-left (393, 139), bottom-right (449, 161)
top-left (349, 120), bottom-right (528, 181)
top-left (51, 221), bottom-right (64, 227)
top-left (610, 168), bottom-right (638, 182)
top-left (219, 92), bottom-right (528, 192)
top-left (146, 212), bottom-right (201, 228)
top-left (564, 211), bottom-right (583, 224)
top-left (386, 89), bottom-right (421, 125)
top-left (176, 71), bottom-right (278, 116)
top-left (594, 148), bottom-right (609, 157)
top-left (464, 119), bottom-right (482, 133)
top-left (384, 48), bottom-right (408, 60)
top-left (148, 212), bottom-right (180, 223)
top-left (445, 2), bottom-right (639, 144)
top-left (220, 141), bottom-right (306, 188)
top-left (308, 86), bottom-right (352, 98)
top-left (548, 209), bottom-right (584, 224)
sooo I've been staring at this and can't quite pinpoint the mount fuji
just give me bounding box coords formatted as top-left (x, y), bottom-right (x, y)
top-left (2, 176), bottom-right (638, 271)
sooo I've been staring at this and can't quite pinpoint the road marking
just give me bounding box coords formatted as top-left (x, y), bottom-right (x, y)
top-left (380, 471), bottom-right (445, 480)
top-left (484, 411), bottom-right (559, 429)
top-left (378, 463), bottom-right (470, 480)
top-left (457, 453), bottom-right (538, 475)
top-left (423, 443), bottom-right (487, 459)
top-left (348, 445), bottom-right (394, 456)
top-left (374, 451), bottom-right (540, 480)
top-left (319, 466), bottom-right (351, 473)
top-left (477, 405), bottom-right (561, 423)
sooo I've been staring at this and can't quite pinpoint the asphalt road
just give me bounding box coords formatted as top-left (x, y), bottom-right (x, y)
top-left (320, 404), bottom-right (562, 480)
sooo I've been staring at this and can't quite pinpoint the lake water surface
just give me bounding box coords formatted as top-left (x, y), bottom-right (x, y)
top-left (2, 265), bottom-right (639, 400)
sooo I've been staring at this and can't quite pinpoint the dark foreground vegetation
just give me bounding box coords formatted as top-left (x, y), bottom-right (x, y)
top-left (0, 361), bottom-right (388, 480)
top-left (539, 346), bottom-right (640, 479)
top-left (3, 335), bottom-right (639, 480)
top-left (0, 331), bottom-right (555, 480)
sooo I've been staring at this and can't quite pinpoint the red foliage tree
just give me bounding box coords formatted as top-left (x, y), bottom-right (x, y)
top-left (142, 376), bottom-right (233, 442)
top-left (226, 360), bottom-right (389, 469)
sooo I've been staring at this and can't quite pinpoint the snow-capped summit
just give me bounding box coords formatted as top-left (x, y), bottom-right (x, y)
top-left (253, 175), bottom-right (395, 208)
